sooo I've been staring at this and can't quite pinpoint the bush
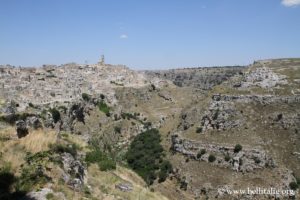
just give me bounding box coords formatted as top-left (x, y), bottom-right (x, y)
top-left (197, 149), bottom-right (206, 159)
top-left (224, 154), bottom-right (231, 162)
top-left (200, 149), bottom-right (206, 155)
top-left (49, 108), bottom-right (60, 123)
top-left (100, 94), bottom-right (105, 100)
top-left (196, 127), bottom-right (203, 133)
top-left (208, 154), bottom-right (216, 162)
top-left (58, 105), bottom-right (67, 114)
top-left (114, 126), bottom-right (121, 134)
top-left (254, 157), bottom-right (261, 164)
top-left (82, 93), bottom-right (90, 101)
top-left (97, 101), bottom-right (110, 115)
top-left (46, 193), bottom-right (54, 199)
top-left (158, 170), bottom-right (168, 183)
top-left (126, 129), bottom-right (172, 185)
top-left (28, 102), bottom-right (35, 108)
top-left (50, 143), bottom-right (78, 157)
top-left (234, 144), bottom-right (243, 153)
top-left (289, 182), bottom-right (299, 190)
top-left (85, 147), bottom-right (116, 171)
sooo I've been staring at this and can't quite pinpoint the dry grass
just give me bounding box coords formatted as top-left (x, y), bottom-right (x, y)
top-left (19, 128), bottom-right (57, 153)
top-left (87, 164), bottom-right (169, 200)
top-left (0, 126), bottom-right (57, 172)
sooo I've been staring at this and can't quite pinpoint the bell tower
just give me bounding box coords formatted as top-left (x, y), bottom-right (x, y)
top-left (98, 55), bottom-right (105, 65)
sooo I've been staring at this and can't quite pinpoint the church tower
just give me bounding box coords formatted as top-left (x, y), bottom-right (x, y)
top-left (98, 55), bottom-right (105, 65)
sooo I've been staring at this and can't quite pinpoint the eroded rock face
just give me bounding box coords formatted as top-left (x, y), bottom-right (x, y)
top-left (26, 116), bottom-right (42, 129)
top-left (212, 94), bottom-right (300, 104)
top-left (16, 120), bottom-right (29, 138)
top-left (200, 98), bottom-right (243, 132)
top-left (241, 66), bottom-right (287, 88)
top-left (115, 182), bottom-right (133, 192)
top-left (171, 135), bottom-right (276, 172)
top-left (145, 66), bottom-right (245, 90)
top-left (61, 152), bottom-right (86, 190)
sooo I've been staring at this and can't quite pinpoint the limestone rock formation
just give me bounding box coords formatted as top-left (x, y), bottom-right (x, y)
top-left (16, 120), bottom-right (29, 138)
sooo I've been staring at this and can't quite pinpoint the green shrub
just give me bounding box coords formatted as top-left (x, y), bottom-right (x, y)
top-left (196, 153), bottom-right (202, 159)
top-left (100, 94), bottom-right (105, 100)
top-left (58, 105), bottom-right (67, 113)
top-left (208, 154), bottom-right (216, 162)
top-left (82, 93), bottom-right (90, 101)
top-left (200, 149), bottom-right (206, 155)
top-left (196, 127), bottom-right (203, 133)
top-left (254, 157), bottom-right (261, 164)
top-left (46, 193), bottom-right (54, 199)
top-left (49, 108), bottom-right (60, 123)
top-left (289, 182), bottom-right (299, 190)
top-left (114, 126), bottom-right (121, 134)
top-left (50, 143), bottom-right (78, 157)
top-left (28, 102), bottom-right (35, 108)
top-left (85, 147), bottom-right (116, 171)
top-left (212, 109), bottom-right (219, 120)
top-left (126, 129), bottom-right (172, 185)
top-left (296, 177), bottom-right (300, 185)
top-left (224, 154), bottom-right (231, 162)
top-left (158, 170), bottom-right (168, 183)
top-left (234, 144), bottom-right (243, 153)
top-left (97, 101), bottom-right (110, 115)
top-left (16, 164), bottom-right (50, 193)
top-left (143, 122), bottom-right (152, 129)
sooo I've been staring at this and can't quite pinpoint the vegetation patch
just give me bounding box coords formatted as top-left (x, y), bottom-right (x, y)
top-left (208, 154), bottom-right (216, 162)
top-left (49, 108), bottom-right (60, 123)
top-left (49, 143), bottom-right (79, 157)
top-left (126, 129), bottom-right (172, 185)
top-left (85, 147), bottom-right (116, 171)
top-left (97, 101), bottom-right (110, 115)
top-left (82, 93), bottom-right (91, 101)
top-left (234, 144), bottom-right (243, 153)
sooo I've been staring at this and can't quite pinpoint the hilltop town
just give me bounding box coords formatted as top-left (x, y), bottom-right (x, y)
top-left (0, 57), bottom-right (148, 110)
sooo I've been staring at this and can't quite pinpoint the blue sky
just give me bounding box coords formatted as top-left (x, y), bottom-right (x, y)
top-left (0, 0), bottom-right (300, 69)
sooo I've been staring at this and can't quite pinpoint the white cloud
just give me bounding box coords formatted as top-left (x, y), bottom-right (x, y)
top-left (120, 34), bottom-right (128, 39)
top-left (282, 0), bottom-right (300, 7)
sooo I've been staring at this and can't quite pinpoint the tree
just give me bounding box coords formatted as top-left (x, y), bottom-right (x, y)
top-left (234, 144), bottom-right (243, 153)
top-left (126, 129), bottom-right (172, 185)
top-left (208, 154), bottom-right (216, 162)
top-left (49, 108), bottom-right (60, 123)
top-left (82, 93), bottom-right (90, 101)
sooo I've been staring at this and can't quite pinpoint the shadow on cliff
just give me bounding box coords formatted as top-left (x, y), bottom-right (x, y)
top-left (0, 170), bottom-right (34, 200)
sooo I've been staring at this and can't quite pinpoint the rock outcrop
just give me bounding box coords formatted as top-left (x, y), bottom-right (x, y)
top-left (61, 152), bottom-right (86, 190)
top-left (171, 135), bottom-right (275, 172)
top-left (16, 120), bottom-right (29, 138)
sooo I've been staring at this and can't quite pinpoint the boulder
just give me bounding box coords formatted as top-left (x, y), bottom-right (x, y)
top-left (115, 182), bottom-right (133, 192)
top-left (61, 152), bottom-right (86, 190)
top-left (16, 120), bottom-right (29, 138)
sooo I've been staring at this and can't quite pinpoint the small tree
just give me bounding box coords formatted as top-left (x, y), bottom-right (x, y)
top-left (200, 149), bottom-right (206, 155)
top-left (82, 93), bottom-right (90, 101)
top-left (197, 149), bottom-right (206, 159)
top-left (100, 94), bottom-right (105, 100)
top-left (49, 108), bottom-right (60, 123)
top-left (224, 154), bottom-right (231, 162)
top-left (114, 126), bottom-right (121, 134)
top-left (289, 182), bottom-right (299, 190)
top-left (234, 144), bottom-right (243, 153)
top-left (196, 127), bottom-right (202, 133)
top-left (208, 154), bottom-right (216, 162)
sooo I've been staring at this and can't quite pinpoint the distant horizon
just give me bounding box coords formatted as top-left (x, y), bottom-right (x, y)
top-left (1, 0), bottom-right (300, 70)
top-left (2, 56), bottom-right (300, 71)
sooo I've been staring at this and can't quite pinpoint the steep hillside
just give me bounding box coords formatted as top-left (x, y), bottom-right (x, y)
top-left (0, 59), bottom-right (299, 200)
